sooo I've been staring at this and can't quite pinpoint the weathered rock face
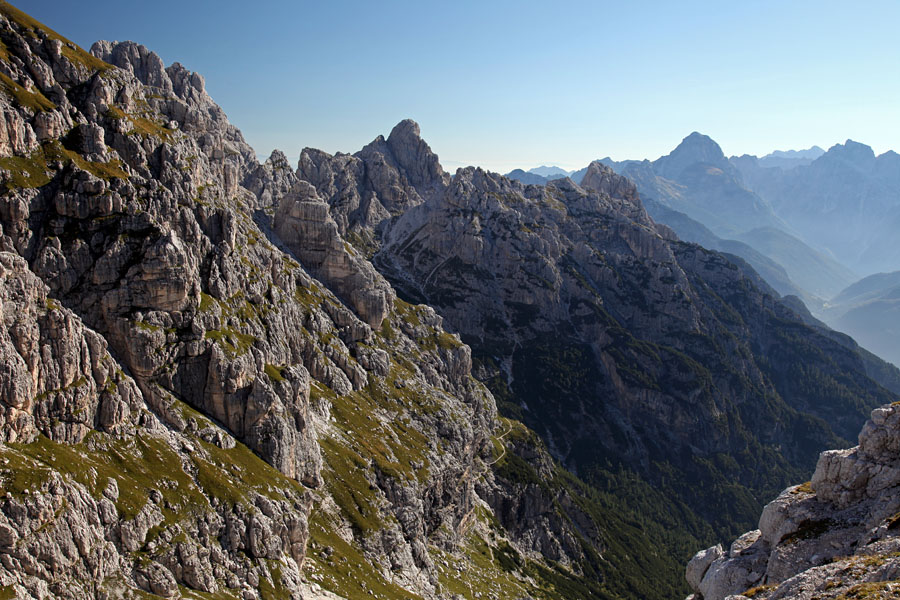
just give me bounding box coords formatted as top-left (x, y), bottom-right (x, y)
top-left (579, 161), bottom-right (647, 223)
top-left (0, 7), bottom-right (629, 600)
top-left (0, 250), bottom-right (141, 445)
top-left (0, 7), bottom-right (324, 596)
top-left (274, 179), bottom-right (395, 328)
top-left (363, 142), bottom-right (897, 552)
top-left (0, 21), bottom-right (322, 493)
top-left (297, 119), bottom-right (449, 243)
top-left (687, 403), bottom-right (900, 600)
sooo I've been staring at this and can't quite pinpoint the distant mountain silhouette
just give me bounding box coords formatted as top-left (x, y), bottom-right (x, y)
top-left (732, 140), bottom-right (900, 276)
top-left (528, 165), bottom-right (571, 178)
top-left (505, 168), bottom-right (551, 185)
top-left (756, 146), bottom-right (825, 170)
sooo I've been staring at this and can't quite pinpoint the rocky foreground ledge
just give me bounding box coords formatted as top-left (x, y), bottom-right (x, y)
top-left (687, 403), bottom-right (900, 600)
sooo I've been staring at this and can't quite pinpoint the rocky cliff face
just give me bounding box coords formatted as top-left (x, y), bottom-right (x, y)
top-left (687, 403), bottom-right (900, 600)
top-left (296, 119), bottom-right (449, 252)
top-left (368, 152), bottom-right (894, 527)
top-left (291, 113), bottom-right (900, 594)
top-left (0, 5), bottom-right (675, 600)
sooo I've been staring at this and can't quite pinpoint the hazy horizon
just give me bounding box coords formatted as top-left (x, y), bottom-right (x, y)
top-left (23, 0), bottom-right (900, 173)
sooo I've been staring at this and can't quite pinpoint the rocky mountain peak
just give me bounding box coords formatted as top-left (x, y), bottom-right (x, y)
top-left (265, 148), bottom-right (291, 169)
top-left (90, 40), bottom-right (244, 152)
top-left (295, 119), bottom-right (452, 237)
top-left (822, 138), bottom-right (877, 168)
top-left (90, 40), bottom-right (171, 92)
top-left (90, 40), bottom-right (208, 109)
top-left (580, 160), bottom-right (639, 201)
top-left (577, 160), bottom-right (649, 224)
top-left (655, 131), bottom-right (728, 179)
top-left (381, 117), bottom-right (449, 190)
top-left (387, 117), bottom-right (421, 144)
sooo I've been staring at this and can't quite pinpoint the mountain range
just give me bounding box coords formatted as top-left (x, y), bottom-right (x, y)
top-left (822, 271), bottom-right (900, 368)
top-left (509, 133), bottom-right (900, 370)
top-left (1, 3), bottom-right (900, 600)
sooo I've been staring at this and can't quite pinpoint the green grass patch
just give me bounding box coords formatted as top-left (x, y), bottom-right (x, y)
top-left (307, 515), bottom-right (422, 600)
top-left (205, 327), bottom-right (257, 358)
top-left (258, 560), bottom-right (291, 600)
top-left (193, 434), bottom-right (301, 506)
top-left (312, 367), bottom-right (437, 537)
top-left (264, 363), bottom-right (286, 383)
top-left (126, 115), bottom-right (174, 141)
top-left (199, 292), bottom-right (217, 313)
top-left (105, 106), bottom-right (126, 120)
top-left (0, 72), bottom-right (55, 112)
top-left (0, 149), bottom-right (52, 189)
top-left (318, 430), bottom-right (384, 534)
top-left (394, 298), bottom-right (422, 327)
top-left (45, 139), bottom-right (128, 180)
top-left (293, 283), bottom-right (323, 309)
top-left (0, 1), bottom-right (112, 73)
top-left (134, 319), bottom-right (162, 332)
top-left (0, 433), bottom-right (207, 523)
top-left (0, 139), bottom-right (127, 191)
top-left (792, 481), bottom-right (813, 494)
top-left (0, 420), bottom-right (303, 535)
top-left (834, 581), bottom-right (899, 600)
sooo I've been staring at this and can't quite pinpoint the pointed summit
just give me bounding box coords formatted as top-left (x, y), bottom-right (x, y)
top-left (577, 160), bottom-right (647, 222)
top-left (823, 139), bottom-right (876, 168)
top-left (387, 118), bottom-right (422, 146)
top-left (580, 161), bottom-right (639, 203)
top-left (654, 132), bottom-right (727, 180)
top-left (360, 119), bottom-right (449, 190)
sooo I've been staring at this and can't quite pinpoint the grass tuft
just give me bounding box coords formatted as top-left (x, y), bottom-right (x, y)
top-left (0, 72), bottom-right (55, 112)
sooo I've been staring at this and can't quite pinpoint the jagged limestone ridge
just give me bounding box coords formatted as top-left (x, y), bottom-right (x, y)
top-left (0, 4), bottom-right (655, 600)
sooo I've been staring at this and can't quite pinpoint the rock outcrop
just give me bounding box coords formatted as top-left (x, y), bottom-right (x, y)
top-left (687, 403), bottom-right (900, 600)
top-left (274, 179), bottom-right (395, 328)
top-left (0, 251), bottom-right (141, 445)
top-left (297, 119), bottom-right (449, 245)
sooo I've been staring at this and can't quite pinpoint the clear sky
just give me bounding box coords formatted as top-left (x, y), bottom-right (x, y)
top-left (22, 0), bottom-right (900, 173)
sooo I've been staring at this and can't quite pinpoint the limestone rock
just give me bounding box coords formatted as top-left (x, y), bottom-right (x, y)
top-left (688, 403), bottom-right (900, 600)
top-left (0, 10), bottom-right (544, 600)
top-left (297, 118), bottom-right (449, 238)
top-left (274, 180), bottom-right (394, 327)
top-left (687, 544), bottom-right (724, 591)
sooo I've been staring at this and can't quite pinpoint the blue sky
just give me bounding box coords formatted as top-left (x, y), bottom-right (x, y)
top-left (23, 0), bottom-right (900, 173)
